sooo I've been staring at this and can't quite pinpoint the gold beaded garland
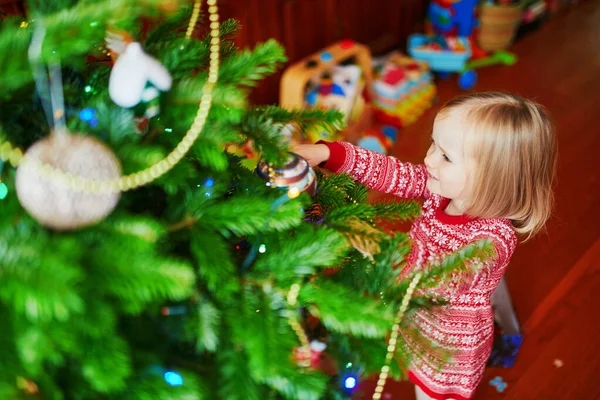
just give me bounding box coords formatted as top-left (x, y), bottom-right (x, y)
top-left (185, 0), bottom-right (201, 40)
top-left (287, 283), bottom-right (311, 368)
top-left (372, 272), bottom-right (423, 399)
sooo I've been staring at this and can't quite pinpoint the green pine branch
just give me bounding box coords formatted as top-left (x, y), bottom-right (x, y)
top-left (216, 344), bottom-right (266, 400)
top-left (170, 79), bottom-right (249, 110)
top-left (326, 201), bottom-right (420, 226)
top-left (334, 233), bottom-right (409, 297)
top-left (117, 144), bottom-right (167, 175)
top-left (227, 286), bottom-right (296, 381)
top-left (262, 371), bottom-right (328, 400)
top-left (87, 234), bottom-right (196, 314)
top-left (143, 4), bottom-right (196, 46)
top-left (79, 335), bottom-right (132, 393)
top-left (0, 229), bottom-right (84, 322)
top-left (328, 333), bottom-right (406, 382)
top-left (253, 105), bottom-right (346, 137)
top-left (190, 136), bottom-right (231, 172)
top-left (299, 280), bottom-right (396, 339)
top-left (197, 195), bottom-right (306, 237)
top-left (217, 39), bottom-right (287, 87)
top-left (222, 285), bottom-right (331, 399)
top-left (81, 98), bottom-right (138, 146)
top-left (119, 368), bottom-right (207, 400)
top-left (148, 18), bottom-right (242, 79)
top-left (311, 171), bottom-right (358, 210)
top-left (190, 229), bottom-right (239, 301)
top-left (253, 224), bottom-right (349, 281)
top-left (195, 300), bottom-right (221, 353)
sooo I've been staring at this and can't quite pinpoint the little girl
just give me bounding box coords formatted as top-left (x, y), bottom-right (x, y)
top-left (294, 92), bottom-right (557, 400)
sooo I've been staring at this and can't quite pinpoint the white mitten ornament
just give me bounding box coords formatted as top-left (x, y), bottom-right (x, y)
top-left (108, 42), bottom-right (172, 112)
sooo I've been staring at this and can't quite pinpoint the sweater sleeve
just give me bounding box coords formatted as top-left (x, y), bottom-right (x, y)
top-left (318, 141), bottom-right (429, 200)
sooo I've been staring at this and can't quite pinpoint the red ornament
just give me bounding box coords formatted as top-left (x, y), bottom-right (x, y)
top-left (293, 340), bottom-right (327, 369)
top-left (323, 267), bottom-right (340, 277)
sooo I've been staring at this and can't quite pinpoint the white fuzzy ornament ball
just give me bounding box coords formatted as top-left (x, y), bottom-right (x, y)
top-left (16, 134), bottom-right (122, 230)
top-left (108, 42), bottom-right (172, 108)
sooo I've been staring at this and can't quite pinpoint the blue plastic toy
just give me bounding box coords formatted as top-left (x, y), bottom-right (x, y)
top-left (408, 34), bottom-right (471, 71)
top-left (408, 34), bottom-right (517, 90)
top-left (427, 0), bottom-right (478, 37)
top-left (489, 376), bottom-right (508, 393)
top-left (408, 34), bottom-right (474, 89)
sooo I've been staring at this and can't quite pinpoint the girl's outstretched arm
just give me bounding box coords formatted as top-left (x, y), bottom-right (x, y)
top-left (295, 141), bottom-right (429, 199)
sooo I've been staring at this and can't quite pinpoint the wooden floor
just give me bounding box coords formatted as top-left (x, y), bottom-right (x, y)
top-left (359, 1), bottom-right (600, 399)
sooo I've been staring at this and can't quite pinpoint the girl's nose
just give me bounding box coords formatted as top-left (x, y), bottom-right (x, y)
top-left (424, 152), bottom-right (436, 170)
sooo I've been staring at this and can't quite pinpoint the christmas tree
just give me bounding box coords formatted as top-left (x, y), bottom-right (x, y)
top-left (0, 1), bottom-right (492, 399)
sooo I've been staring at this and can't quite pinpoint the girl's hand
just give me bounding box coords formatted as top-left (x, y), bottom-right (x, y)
top-left (291, 144), bottom-right (330, 167)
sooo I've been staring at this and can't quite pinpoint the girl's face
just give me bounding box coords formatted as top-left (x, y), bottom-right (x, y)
top-left (424, 111), bottom-right (472, 208)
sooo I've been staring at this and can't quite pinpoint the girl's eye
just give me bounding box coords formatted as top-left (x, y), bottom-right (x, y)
top-left (443, 154), bottom-right (451, 162)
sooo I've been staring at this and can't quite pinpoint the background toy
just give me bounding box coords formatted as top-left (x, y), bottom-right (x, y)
top-left (357, 125), bottom-right (399, 155)
top-left (280, 40), bottom-right (372, 143)
top-left (408, 34), bottom-right (474, 88)
top-left (408, 33), bottom-right (517, 90)
top-left (488, 278), bottom-right (523, 368)
top-left (371, 52), bottom-right (436, 128)
top-left (478, 2), bottom-right (524, 51)
top-left (426, 0), bottom-right (478, 37)
top-left (304, 63), bottom-right (366, 142)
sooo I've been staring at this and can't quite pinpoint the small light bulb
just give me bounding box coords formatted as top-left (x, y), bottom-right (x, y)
top-left (344, 376), bottom-right (357, 389)
top-left (164, 371), bottom-right (183, 386)
top-left (288, 187), bottom-right (300, 198)
top-left (0, 183), bottom-right (8, 200)
top-left (79, 108), bottom-right (95, 121)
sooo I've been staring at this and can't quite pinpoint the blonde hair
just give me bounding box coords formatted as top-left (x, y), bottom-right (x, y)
top-left (438, 92), bottom-right (557, 240)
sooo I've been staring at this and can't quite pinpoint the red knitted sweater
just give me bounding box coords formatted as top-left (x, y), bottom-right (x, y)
top-left (321, 141), bottom-right (517, 399)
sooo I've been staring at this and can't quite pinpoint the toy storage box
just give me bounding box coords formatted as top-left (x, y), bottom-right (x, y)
top-left (408, 34), bottom-right (472, 72)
